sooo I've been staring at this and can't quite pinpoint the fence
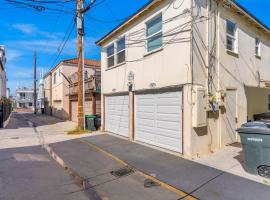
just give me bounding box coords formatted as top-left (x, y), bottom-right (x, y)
top-left (0, 103), bottom-right (12, 128)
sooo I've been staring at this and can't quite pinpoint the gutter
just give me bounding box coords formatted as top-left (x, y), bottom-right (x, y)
top-left (227, 0), bottom-right (270, 34)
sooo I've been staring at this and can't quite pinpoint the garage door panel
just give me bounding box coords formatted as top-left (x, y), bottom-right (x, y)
top-left (155, 135), bottom-right (181, 152)
top-left (157, 106), bottom-right (181, 114)
top-left (137, 118), bottom-right (155, 127)
top-left (156, 120), bottom-right (181, 132)
top-left (105, 95), bottom-right (129, 137)
top-left (135, 90), bottom-right (182, 153)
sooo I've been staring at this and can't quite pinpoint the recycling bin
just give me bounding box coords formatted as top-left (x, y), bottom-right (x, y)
top-left (236, 121), bottom-right (270, 178)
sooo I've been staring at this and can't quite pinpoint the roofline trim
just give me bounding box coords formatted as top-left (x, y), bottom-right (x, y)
top-left (96, 0), bottom-right (158, 46)
top-left (96, 0), bottom-right (270, 46)
top-left (231, 0), bottom-right (270, 34)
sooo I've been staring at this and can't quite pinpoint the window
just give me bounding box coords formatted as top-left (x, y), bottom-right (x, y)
top-left (29, 103), bottom-right (32, 107)
top-left (20, 93), bottom-right (25, 99)
top-left (53, 72), bottom-right (57, 84)
top-left (58, 69), bottom-right (61, 76)
top-left (116, 37), bottom-right (126, 64)
top-left (226, 19), bottom-right (238, 53)
top-left (255, 38), bottom-right (261, 57)
top-left (106, 44), bottom-right (114, 68)
top-left (146, 14), bottom-right (163, 52)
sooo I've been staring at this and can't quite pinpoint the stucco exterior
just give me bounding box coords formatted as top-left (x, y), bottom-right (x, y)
top-left (44, 59), bottom-right (101, 121)
top-left (98, 0), bottom-right (270, 158)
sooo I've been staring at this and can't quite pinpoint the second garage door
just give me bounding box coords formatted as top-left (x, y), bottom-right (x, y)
top-left (105, 95), bottom-right (129, 137)
top-left (135, 90), bottom-right (183, 153)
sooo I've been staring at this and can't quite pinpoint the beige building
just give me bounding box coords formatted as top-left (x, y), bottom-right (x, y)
top-left (97, 0), bottom-right (270, 158)
top-left (43, 58), bottom-right (101, 121)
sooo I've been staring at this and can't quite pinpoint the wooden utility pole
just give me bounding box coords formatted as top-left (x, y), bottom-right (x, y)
top-left (76, 0), bottom-right (96, 130)
top-left (76, 0), bottom-right (84, 130)
top-left (34, 51), bottom-right (37, 114)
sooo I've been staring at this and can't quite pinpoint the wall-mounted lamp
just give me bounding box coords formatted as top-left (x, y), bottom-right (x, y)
top-left (149, 82), bottom-right (156, 88)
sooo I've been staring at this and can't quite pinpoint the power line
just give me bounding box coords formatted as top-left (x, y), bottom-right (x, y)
top-left (49, 16), bottom-right (76, 69)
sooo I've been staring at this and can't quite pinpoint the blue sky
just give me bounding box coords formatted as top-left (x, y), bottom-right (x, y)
top-left (0, 0), bottom-right (269, 95)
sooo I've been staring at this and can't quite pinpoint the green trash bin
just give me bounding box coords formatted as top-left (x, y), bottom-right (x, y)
top-left (85, 115), bottom-right (97, 131)
top-left (237, 121), bottom-right (270, 178)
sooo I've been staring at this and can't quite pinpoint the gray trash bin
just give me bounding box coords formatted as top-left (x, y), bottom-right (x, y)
top-left (85, 115), bottom-right (96, 131)
top-left (236, 121), bottom-right (270, 178)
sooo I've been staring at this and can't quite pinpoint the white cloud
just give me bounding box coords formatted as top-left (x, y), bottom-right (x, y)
top-left (6, 49), bottom-right (22, 62)
top-left (13, 24), bottom-right (37, 34)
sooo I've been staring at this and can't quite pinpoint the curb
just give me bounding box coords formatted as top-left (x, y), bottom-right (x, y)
top-left (3, 111), bottom-right (13, 128)
top-left (25, 115), bottom-right (101, 200)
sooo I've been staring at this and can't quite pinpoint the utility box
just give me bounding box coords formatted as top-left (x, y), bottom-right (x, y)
top-left (192, 87), bottom-right (207, 127)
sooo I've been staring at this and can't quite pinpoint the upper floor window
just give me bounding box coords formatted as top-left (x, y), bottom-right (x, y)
top-left (53, 72), bottom-right (57, 84)
top-left (107, 44), bottom-right (114, 68)
top-left (255, 38), bottom-right (261, 57)
top-left (226, 19), bottom-right (238, 53)
top-left (116, 37), bottom-right (126, 64)
top-left (146, 14), bottom-right (163, 52)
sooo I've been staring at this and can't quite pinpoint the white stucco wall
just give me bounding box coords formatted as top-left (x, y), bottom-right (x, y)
top-left (190, 0), bottom-right (270, 157)
top-left (101, 0), bottom-right (192, 94)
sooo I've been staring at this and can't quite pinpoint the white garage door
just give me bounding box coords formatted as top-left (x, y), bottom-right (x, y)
top-left (105, 95), bottom-right (129, 137)
top-left (135, 90), bottom-right (183, 153)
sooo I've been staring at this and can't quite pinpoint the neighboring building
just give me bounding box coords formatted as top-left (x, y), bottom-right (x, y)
top-left (6, 88), bottom-right (10, 98)
top-left (43, 58), bottom-right (101, 121)
top-left (16, 87), bottom-right (35, 109)
top-left (37, 78), bottom-right (45, 111)
top-left (68, 68), bottom-right (101, 122)
top-left (96, 0), bottom-right (270, 158)
top-left (0, 45), bottom-right (7, 98)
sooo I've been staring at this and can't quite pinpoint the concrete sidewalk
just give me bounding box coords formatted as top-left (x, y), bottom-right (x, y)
top-left (0, 112), bottom-right (97, 200)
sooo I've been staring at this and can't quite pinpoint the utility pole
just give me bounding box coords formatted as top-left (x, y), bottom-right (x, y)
top-left (34, 50), bottom-right (37, 114)
top-left (76, 0), bottom-right (84, 130)
top-left (76, 0), bottom-right (96, 130)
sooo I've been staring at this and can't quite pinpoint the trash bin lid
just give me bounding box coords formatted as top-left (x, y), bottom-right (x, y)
top-left (236, 121), bottom-right (270, 135)
top-left (85, 114), bottom-right (96, 119)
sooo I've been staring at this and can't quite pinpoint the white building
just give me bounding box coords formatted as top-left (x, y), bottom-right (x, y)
top-left (16, 87), bottom-right (36, 109)
top-left (0, 45), bottom-right (7, 98)
top-left (97, 0), bottom-right (270, 158)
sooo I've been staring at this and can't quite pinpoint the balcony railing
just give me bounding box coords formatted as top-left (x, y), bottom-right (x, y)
top-left (68, 76), bottom-right (101, 96)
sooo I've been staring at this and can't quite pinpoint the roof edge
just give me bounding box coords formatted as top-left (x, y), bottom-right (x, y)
top-left (96, 0), bottom-right (270, 46)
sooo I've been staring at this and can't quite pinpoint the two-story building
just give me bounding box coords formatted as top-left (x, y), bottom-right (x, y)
top-left (43, 58), bottom-right (101, 121)
top-left (97, 0), bottom-right (270, 158)
top-left (0, 45), bottom-right (7, 98)
top-left (16, 87), bottom-right (35, 109)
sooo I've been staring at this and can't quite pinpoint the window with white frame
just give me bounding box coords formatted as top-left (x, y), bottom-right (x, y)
top-left (255, 38), bottom-right (261, 57)
top-left (106, 44), bottom-right (114, 68)
top-left (226, 19), bottom-right (238, 53)
top-left (146, 14), bottom-right (163, 52)
top-left (116, 37), bottom-right (126, 64)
